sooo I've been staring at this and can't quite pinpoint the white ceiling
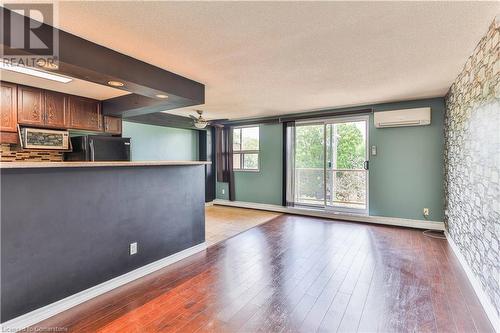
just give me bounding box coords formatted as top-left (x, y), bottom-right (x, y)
top-left (26, 2), bottom-right (500, 120)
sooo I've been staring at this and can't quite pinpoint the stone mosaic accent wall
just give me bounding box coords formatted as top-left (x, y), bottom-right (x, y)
top-left (0, 144), bottom-right (63, 162)
top-left (444, 18), bottom-right (500, 316)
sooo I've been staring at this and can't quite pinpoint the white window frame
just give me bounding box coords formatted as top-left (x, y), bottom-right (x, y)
top-left (233, 125), bottom-right (260, 172)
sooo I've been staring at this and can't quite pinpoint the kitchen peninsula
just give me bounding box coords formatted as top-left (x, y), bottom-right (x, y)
top-left (0, 161), bottom-right (209, 322)
top-left (0, 6), bottom-right (213, 329)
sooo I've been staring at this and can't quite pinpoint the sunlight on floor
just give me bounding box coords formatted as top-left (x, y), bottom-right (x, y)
top-left (205, 205), bottom-right (282, 246)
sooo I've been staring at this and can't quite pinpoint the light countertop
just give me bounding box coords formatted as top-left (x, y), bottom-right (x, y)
top-left (0, 161), bottom-right (211, 169)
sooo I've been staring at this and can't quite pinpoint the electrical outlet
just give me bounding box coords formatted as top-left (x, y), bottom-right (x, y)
top-left (423, 208), bottom-right (430, 217)
top-left (129, 242), bottom-right (138, 255)
top-left (222, 189), bottom-right (225, 195)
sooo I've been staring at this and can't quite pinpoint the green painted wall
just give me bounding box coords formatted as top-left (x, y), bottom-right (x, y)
top-left (369, 98), bottom-right (445, 222)
top-left (217, 124), bottom-right (283, 205)
top-left (216, 98), bottom-right (445, 222)
top-left (122, 121), bottom-right (198, 161)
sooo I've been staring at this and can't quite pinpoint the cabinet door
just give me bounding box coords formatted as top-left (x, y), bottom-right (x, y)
top-left (68, 96), bottom-right (102, 131)
top-left (104, 116), bottom-right (122, 135)
top-left (17, 85), bottom-right (44, 126)
top-left (0, 131), bottom-right (19, 144)
top-left (44, 91), bottom-right (69, 128)
top-left (0, 82), bottom-right (18, 132)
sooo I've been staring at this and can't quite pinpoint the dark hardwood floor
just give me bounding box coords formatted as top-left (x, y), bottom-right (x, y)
top-left (33, 215), bottom-right (493, 333)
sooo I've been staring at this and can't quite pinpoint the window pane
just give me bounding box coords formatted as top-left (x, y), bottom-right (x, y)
top-left (242, 127), bottom-right (259, 150)
top-left (295, 124), bottom-right (324, 168)
top-left (330, 170), bottom-right (366, 210)
top-left (333, 121), bottom-right (366, 170)
top-left (233, 128), bottom-right (241, 151)
top-left (233, 153), bottom-right (241, 169)
top-left (243, 153), bottom-right (259, 170)
top-left (295, 167), bottom-right (324, 205)
top-left (294, 124), bottom-right (325, 205)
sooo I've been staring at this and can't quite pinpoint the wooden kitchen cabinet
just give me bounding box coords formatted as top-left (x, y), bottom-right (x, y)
top-left (104, 116), bottom-right (122, 135)
top-left (0, 132), bottom-right (18, 144)
top-left (17, 85), bottom-right (70, 129)
top-left (68, 96), bottom-right (102, 131)
top-left (2, 81), bottom-right (107, 134)
top-left (44, 91), bottom-right (69, 128)
top-left (17, 85), bottom-right (44, 126)
top-left (0, 81), bottom-right (18, 132)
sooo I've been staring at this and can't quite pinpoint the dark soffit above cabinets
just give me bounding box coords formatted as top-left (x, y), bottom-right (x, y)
top-left (124, 112), bottom-right (202, 131)
top-left (1, 7), bottom-right (205, 118)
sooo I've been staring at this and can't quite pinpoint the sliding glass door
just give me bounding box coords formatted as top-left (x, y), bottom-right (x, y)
top-left (295, 123), bottom-right (326, 206)
top-left (325, 118), bottom-right (368, 213)
top-left (294, 116), bottom-right (369, 214)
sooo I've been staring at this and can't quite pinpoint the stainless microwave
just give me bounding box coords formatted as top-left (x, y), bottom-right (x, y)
top-left (19, 127), bottom-right (70, 150)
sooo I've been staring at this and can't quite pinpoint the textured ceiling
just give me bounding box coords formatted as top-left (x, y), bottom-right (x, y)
top-left (33, 2), bottom-right (500, 119)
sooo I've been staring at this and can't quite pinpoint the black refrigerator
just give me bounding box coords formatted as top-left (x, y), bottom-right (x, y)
top-left (64, 135), bottom-right (131, 161)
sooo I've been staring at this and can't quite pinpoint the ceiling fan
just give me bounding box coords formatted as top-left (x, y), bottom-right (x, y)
top-left (189, 110), bottom-right (209, 129)
top-left (188, 110), bottom-right (228, 129)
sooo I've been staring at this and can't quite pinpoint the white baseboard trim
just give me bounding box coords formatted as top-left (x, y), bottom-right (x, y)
top-left (1, 242), bottom-right (207, 332)
top-left (445, 232), bottom-right (499, 332)
top-left (213, 199), bottom-right (445, 230)
top-left (205, 201), bottom-right (214, 207)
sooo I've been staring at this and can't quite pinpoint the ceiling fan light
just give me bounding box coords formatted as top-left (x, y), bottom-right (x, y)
top-left (194, 121), bottom-right (208, 129)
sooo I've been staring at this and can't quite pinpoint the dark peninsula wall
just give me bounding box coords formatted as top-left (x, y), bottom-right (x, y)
top-left (1, 165), bottom-right (205, 322)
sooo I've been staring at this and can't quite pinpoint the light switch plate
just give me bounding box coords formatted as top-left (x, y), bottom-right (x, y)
top-left (371, 145), bottom-right (377, 156)
top-left (130, 242), bottom-right (138, 255)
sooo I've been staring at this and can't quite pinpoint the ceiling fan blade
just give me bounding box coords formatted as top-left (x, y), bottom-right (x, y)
top-left (188, 115), bottom-right (198, 120)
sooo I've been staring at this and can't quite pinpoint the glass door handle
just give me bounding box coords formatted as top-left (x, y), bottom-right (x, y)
top-left (327, 161), bottom-right (332, 168)
top-left (364, 161), bottom-right (369, 170)
top-left (90, 140), bottom-right (95, 161)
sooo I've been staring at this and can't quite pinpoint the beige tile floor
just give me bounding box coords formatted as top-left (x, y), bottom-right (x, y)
top-left (205, 205), bottom-right (282, 246)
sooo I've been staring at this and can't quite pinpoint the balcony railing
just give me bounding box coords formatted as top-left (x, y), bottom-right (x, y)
top-left (295, 167), bottom-right (366, 209)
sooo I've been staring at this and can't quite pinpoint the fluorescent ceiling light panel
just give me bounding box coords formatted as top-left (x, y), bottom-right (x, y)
top-left (0, 63), bottom-right (73, 83)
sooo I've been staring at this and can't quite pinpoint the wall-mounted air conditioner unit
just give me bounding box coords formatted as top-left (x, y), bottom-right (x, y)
top-left (374, 107), bottom-right (431, 128)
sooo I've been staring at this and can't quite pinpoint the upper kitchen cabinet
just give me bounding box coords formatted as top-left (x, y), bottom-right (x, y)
top-left (68, 96), bottom-right (102, 131)
top-left (17, 85), bottom-right (70, 129)
top-left (17, 85), bottom-right (44, 126)
top-left (104, 116), bottom-right (122, 135)
top-left (0, 82), bottom-right (18, 132)
top-left (2, 81), bottom-right (108, 133)
top-left (44, 91), bottom-right (69, 128)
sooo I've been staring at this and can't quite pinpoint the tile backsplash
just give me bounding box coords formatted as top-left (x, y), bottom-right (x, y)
top-left (0, 144), bottom-right (63, 162)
